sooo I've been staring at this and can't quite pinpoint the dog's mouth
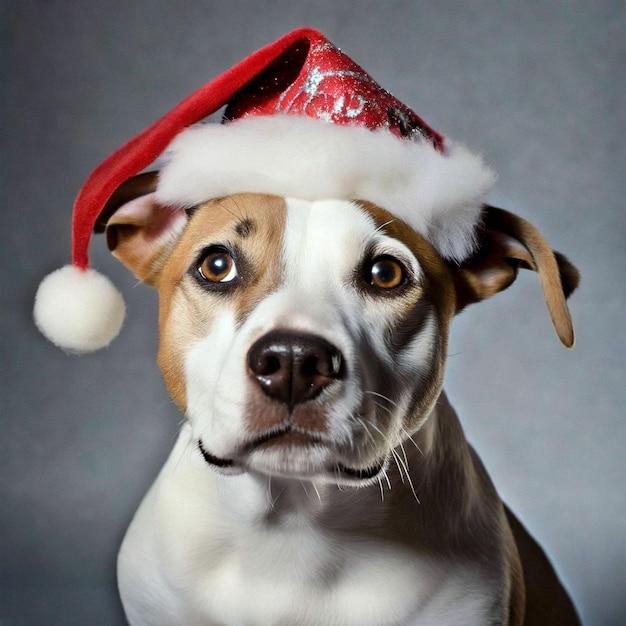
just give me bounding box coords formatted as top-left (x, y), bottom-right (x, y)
top-left (198, 429), bottom-right (385, 483)
top-left (334, 461), bottom-right (384, 481)
top-left (197, 426), bottom-right (323, 472)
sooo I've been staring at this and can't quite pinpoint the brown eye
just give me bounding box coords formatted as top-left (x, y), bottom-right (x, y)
top-left (198, 249), bottom-right (238, 283)
top-left (369, 257), bottom-right (405, 289)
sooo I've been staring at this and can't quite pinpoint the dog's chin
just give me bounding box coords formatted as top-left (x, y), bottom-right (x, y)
top-left (197, 437), bottom-right (386, 485)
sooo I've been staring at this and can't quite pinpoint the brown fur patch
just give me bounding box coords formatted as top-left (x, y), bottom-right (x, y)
top-left (156, 194), bottom-right (287, 411)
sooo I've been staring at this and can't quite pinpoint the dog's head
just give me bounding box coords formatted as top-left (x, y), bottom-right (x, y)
top-left (102, 174), bottom-right (578, 484)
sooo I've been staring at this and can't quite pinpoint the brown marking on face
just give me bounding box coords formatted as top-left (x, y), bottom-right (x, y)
top-left (355, 201), bottom-right (458, 336)
top-left (355, 201), bottom-right (458, 428)
top-left (155, 193), bottom-right (288, 411)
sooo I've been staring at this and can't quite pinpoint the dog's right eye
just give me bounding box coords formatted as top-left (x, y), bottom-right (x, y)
top-left (196, 247), bottom-right (238, 284)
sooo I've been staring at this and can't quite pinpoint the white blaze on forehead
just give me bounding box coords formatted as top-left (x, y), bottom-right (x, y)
top-left (282, 198), bottom-right (376, 288)
top-left (281, 198), bottom-right (421, 291)
top-left (274, 198), bottom-right (377, 350)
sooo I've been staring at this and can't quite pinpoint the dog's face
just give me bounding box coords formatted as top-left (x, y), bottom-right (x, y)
top-left (104, 182), bottom-right (577, 485)
top-left (158, 194), bottom-right (455, 483)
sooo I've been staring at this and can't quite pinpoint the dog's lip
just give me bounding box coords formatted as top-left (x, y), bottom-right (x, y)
top-left (335, 459), bottom-right (385, 481)
top-left (198, 429), bottom-right (385, 482)
top-left (197, 426), bottom-right (328, 470)
top-left (198, 440), bottom-right (235, 469)
top-left (242, 424), bottom-right (327, 453)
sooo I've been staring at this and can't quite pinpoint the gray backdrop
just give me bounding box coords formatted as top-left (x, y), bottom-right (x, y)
top-left (2, 1), bottom-right (625, 625)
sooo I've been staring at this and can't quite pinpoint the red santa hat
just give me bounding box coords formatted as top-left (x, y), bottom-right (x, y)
top-left (34, 27), bottom-right (494, 353)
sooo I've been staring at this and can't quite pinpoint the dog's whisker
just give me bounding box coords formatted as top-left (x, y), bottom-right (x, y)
top-left (400, 428), bottom-right (425, 458)
top-left (154, 396), bottom-right (179, 410)
top-left (369, 399), bottom-right (395, 417)
top-left (390, 446), bottom-right (405, 476)
top-left (372, 218), bottom-right (397, 236)
top-left (391, 445), bottom-right (420, 504)
top-left (311, 481), bottom-right (322, 502)
top-left (267, 478), bottom-right (285, 510)
top-left (365, 419), bottom-right (395, 449)
top-left (381, 464), bottom-right (392, 491)
top-left (218, 197), bottom-right (250, 224)
top-left (446, 350), bottom-right (465, 358)
top-left (376, 468), bottom-right (393, 501)
top-left (299, 479), bottom-right (310, 500)
top-left (353, 415), bottom-right (377, 446)
top-left (399, 439), bottom-right (410, 470)
top-left (351, 418), bottom-right (407, 495)
top-left (364, 390), bottom-right (399, 408)
top-left (398, 440), bottom-right (420, 503)
top-left (344, 413), bottom-right (359, 450)
top-left (173, 435), bottom-right (194, 474)
top-left (365, 393), bottom-right (400, 421)
top-left (376, 475), bottom-right (385, 501)
top-left (390, 448), bottom-right (405, 484)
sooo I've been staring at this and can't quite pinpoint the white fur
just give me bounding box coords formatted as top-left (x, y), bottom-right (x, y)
top-left (34, 264), bottom-right (125, 353)
top-left (156, 116), bottom-right (495, 262)
top-left (118, 425), bottom-right (497, 626)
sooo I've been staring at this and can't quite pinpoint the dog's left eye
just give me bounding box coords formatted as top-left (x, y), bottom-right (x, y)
top-left (197, 248), bottom-right (238, 283)
top-left (367, 256), bottom-right (406, 290)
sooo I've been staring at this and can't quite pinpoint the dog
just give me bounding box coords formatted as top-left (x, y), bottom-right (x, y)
top-left (99, 172), bottom-right (580, 625)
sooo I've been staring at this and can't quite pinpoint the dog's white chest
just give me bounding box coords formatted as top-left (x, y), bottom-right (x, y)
top-left (118, 428), bottom-right (496, 626)
top-left (199, 526), bottom-right (420, 625)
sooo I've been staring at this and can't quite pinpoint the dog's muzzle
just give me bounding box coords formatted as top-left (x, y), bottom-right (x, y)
top-left (197, 331), bottom-right (386, 482)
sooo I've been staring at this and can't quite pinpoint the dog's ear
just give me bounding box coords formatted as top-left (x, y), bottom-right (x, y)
top-left (96, 172), bottom-right (188, 286)
top-left (455, 206), bottom-right (580, 347)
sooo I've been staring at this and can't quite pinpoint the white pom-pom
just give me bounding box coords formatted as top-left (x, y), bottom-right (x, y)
top-left (34, 265), bottom-right (126, 354)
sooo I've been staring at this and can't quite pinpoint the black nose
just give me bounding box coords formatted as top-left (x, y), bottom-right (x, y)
top-left (247, 331), bottom-right (344, 408)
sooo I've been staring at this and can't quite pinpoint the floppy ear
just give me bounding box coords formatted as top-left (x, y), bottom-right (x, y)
top-left (456, 205), bottom-right (580, 348)
top-left (96, 172), bottom-right (188, 286)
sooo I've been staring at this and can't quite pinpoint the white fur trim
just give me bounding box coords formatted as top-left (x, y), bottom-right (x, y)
top-left (156, 116), bottom-right (495, 262)
top-left (34, 265), bottom-right (125, 353)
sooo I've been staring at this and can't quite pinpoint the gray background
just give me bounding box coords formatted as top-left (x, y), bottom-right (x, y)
top-left (2, 1), bottom-right (625, 624)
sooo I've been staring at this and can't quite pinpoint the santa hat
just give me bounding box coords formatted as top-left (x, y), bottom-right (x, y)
top-left (34, 27), bottom-right (494, 354)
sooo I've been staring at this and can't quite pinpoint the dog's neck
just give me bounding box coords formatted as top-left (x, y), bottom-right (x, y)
top-left (201, 390), bottom-right (487, 544)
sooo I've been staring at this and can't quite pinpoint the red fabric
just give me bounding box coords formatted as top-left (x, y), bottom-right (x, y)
top-left (71, 27), bottom-right (443, 270)
top-left (72, 28), bottom-right (318, 268)
top-left (225, 31), bottom-right (443, 148)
